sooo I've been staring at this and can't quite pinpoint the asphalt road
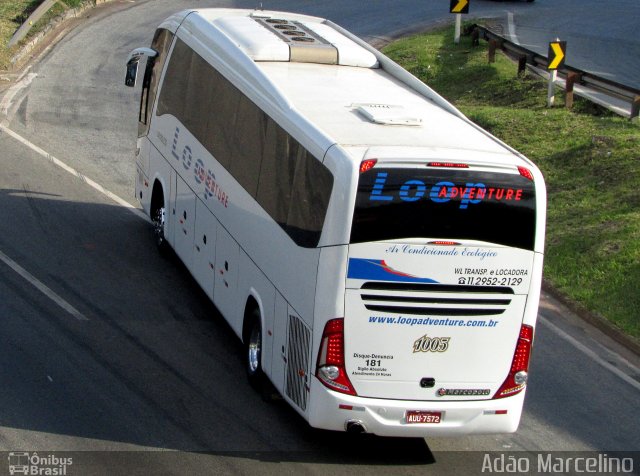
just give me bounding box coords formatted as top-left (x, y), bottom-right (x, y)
top-left (0, 0), bottom-right (639, 474)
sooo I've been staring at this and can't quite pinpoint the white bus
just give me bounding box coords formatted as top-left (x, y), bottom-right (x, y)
top-left (125, 8), bottom-right (546, 437)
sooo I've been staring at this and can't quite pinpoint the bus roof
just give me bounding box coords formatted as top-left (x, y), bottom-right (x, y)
top-left (162, 8), bottom-right (528, 165)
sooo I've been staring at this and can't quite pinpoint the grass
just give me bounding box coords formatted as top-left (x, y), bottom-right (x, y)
top-left (0, 0), bottom-right (86, 71)
top-left (384, 25), bottom-right (640, 339)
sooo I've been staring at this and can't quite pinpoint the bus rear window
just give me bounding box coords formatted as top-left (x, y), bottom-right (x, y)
top-left (350, 167), bottom-right (537, 250)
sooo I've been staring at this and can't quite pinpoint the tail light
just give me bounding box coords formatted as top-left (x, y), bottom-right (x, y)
top-left (494, 325), bottom-right (534, 399)
top-left (518, 166), bottom-right (534, 181)
top-left (316, 318), bottom-right (357, 396)
top-left (427, 162), bottom-right (469, 168)
top-left (359, 159), bottom-right (377, 174)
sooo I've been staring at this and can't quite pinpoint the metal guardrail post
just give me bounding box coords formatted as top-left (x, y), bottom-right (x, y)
top-left (471, 27), bottom-right (480, 47)
top-left (488, 40), bottom-right (497, 63)
top-left (517, 55), bottom-right (527, 77)
top-left (565, 72), bottom-right (579, 109)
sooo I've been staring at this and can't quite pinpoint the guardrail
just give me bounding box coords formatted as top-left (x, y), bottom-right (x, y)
top-left (7, 0), bottom-right (58, 48)
top-left (469, 24), bottom-right (640, 120)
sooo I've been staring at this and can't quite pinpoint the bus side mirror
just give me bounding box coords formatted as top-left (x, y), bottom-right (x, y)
top-left (125, 59), bottom-right (139, 87)
top-left (124, 47), bottom-right (158, 88)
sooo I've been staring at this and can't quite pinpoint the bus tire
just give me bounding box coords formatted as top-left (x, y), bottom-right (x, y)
top-left (245, 308), bottom-right (281, 402)
top-left (151, 201), bottom-right (170, 256)
top-left (246, 309), bottom-right (264, 390)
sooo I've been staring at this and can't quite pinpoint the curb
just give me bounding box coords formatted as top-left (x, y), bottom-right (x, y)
top-left (542, 279), bottom-right (640, 356)
top-left (10, 0), bottom-right (116, 69)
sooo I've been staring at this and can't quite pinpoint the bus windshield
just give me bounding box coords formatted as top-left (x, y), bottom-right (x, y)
top-left (350, 166), bottom-right (537, 250)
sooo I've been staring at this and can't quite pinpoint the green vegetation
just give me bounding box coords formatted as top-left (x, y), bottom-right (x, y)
top-left (384, 25), bottom-right (640, 338)
top-left (0, 0), bottom-right (85, 70)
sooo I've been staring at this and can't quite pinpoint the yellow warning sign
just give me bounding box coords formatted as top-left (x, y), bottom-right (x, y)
top-left (548, 41), bottom-right (567, 70)
top-left (450, 0), bottom-right (469, 14)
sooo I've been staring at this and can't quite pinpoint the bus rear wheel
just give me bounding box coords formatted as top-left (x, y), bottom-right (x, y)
top-left (246, 310), bottom-right (264, 388)
top-left (245, 308), bottom-right (280, 401)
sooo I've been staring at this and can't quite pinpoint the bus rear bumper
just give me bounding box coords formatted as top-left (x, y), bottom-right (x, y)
top-left (307, 378), bottom-right (525, 437)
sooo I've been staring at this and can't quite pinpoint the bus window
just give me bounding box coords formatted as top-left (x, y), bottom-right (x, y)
top-left (138, 28), bottom-right (173, 137)
top-left (351, 167), bottom-right (536, 250)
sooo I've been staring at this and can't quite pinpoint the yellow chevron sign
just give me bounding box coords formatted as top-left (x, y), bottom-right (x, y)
top-left (450, 0), bottom-right (469, 14)
top-left (548, 41), bottom-right (567, 70)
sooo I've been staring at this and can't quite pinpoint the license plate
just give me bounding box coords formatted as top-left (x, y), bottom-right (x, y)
top-left (406, 410), bottom-right (442, 424)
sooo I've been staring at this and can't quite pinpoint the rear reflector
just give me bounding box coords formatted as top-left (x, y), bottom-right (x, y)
top-left (484, 410), bottom-right (508, 415)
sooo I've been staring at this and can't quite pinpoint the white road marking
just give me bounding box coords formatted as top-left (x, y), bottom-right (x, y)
top-left (0, 124), bottom-right (149, 222)
top-left (0, 249), bottom-right (89, 321)
top-left (0, 71), bottom-right (37, 119)
top-left (540, 315), bottom-right (640, 392)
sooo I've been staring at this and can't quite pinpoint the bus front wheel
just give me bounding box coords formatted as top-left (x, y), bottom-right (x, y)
top-left (152, 206), bottom-right (169, 255)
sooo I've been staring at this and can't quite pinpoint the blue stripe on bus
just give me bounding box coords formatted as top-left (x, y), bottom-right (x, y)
top-left (347, 258), bottom-right (439, 284)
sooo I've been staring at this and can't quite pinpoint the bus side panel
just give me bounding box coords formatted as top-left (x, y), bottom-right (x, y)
top-left (174, 175), bottom-right (196, 270)
top-left (312, 243), bottom-right (349, 359)
top-left (524, 252), bottom-right (545, 327)
top-left (317, 144), bottom-right (362, 247)
top-left (137, 138), bottom-right (168, 218)
top-left (231, 224), bottom-right (319, 328)
top-left (193, 199), bottom-right (217, 300)
top-left (270, 291), bottom-right (288, 392)
top-left (135, 137), bottom-right (151, 205)
top-left (167, 168), bottom-right (177, 249)
top-left (214, 226), bottom-right (241, 336)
